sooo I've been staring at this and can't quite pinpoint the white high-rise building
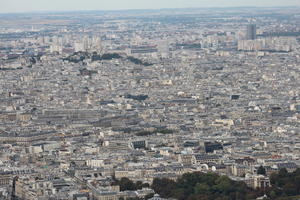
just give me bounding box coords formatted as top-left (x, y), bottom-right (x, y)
top-left (74, 42), bottom-right (85, 52)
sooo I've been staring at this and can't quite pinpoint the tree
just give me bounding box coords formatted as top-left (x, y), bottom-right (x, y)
top-left (119, 177), bottom-right (136, 191)
top-left (135, 181), bottom-right (143, 189)
top-left (144, 193), bottom-right (154, 200)
top-left (257, 166), bottom-right (266, 175)
top-left (269, 190), bottom-right (277, 199)
top-left (283, 183), bottom-right (298, 196)
top-left (214, 176), bottom-right (234, 195)
top-left (278, 168), bottom-right (288, 177)
top-left (152, 178), bottom-right (177, 198)
top-left (194, 183), bottom-right (210, 195)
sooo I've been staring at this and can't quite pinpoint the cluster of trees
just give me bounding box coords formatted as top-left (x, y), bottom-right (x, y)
top-left (64, 52), bottom-right (120, 63)
top-left (151, 170), bottom-right (300, 200)
top-left (266, 168), bottom-right (300, 198)
top-left (124, 94), bottom-right (148, 101)
top-left (91, 53), bottom-right (122, 61)
top-left (113, 169), bottom-right (300, 200)
top-left (64, 51), bottom-right (153, 67)
top-left (113, 178), bottom-right (154, 200)
top-left (63, 52), bottom-right (87, 63)
top-left (64, 52), bottom-right (122, 63)
top-left (135, 128), bottom-right (174, 136)
top-left (257, 165), bottom-right (266, 175)
top-left (112, 177), bottom-right (149, 191)
top-left (0, 67), bottom-right (23, 71)
top-left (79, 68), bottom-right (97, 76)
top-left (152, 172), bottom-right (261, 200)
top-left (127, 56), bottom-right (152, 66)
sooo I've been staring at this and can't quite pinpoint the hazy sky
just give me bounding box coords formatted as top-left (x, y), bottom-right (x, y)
top-left (0, 0), bottom-right (300, 13)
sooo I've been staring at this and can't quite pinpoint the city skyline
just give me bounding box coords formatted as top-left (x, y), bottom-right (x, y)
top-left (1, 0), bottom-right (300, 13)
top-left (0, 4), bottom-right (300, 200)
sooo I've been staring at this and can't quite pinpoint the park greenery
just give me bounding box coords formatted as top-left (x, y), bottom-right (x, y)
top-left (151, 172), bottom-right (260, 200)
top-left (113, 177), bottom-right (150, 191)
top-left (64, 52), bottom-right (153, 66)
top-left (127, 56), bottom-right (152, 66)
top-left (151, 169), bottom-right (300, 200)
top-left (114, 169), bottom-right (300, 200)
top-left (268, 168), bottom-right (300, 198)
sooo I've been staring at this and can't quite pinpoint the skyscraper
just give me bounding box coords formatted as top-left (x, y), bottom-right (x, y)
top-left (246, 24), bottom-right (257, 40)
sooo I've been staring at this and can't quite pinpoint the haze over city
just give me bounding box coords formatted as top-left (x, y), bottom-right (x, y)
top-left (1, 0), bottom-right (300, 13)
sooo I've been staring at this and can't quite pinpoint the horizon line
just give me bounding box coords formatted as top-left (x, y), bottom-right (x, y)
top-left (0, 5), bottom-right (299, 15)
